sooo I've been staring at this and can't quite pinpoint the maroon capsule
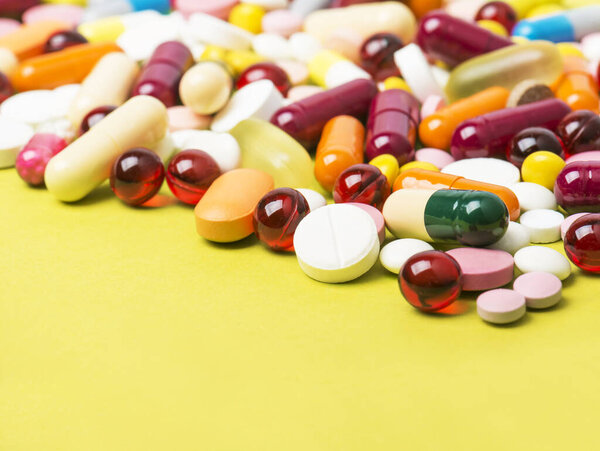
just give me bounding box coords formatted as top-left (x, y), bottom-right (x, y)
top-left (132, 41), bottom-right (194, 107)
top-left (166, 149), bottom-right (221, 205)
top-left (79, 105), bottom-right (117, 135)
top-left (110, 148), bottom-right (165, 206)
top-left (359, 32), bottom-right (403, 81)
top-left (556, 110), bottom-right (600, 155)
top-left (451, 98), bottom-right (572, 160)
top-left (365, 89), bottom-right (420, 164)
top-left (270, 78), bottom-right (377, 149)
top-left (44, 30), bottom-right (88, 53)
top-left (333, 163), bottom-right (390, 211)
top-left (564, 213), bottom-right (600, 272)
top-left (416, 11), bottom-right (513, 67)
top-left (506, 127), bottom-right (566, 168)
top-left (475, 1), bottom-right (518, 32)
top-left (237, 62), bottom-right (291, 96)
top-left (0, 0), bottom-right (39, 15)
top-left (554, 161), bottom-right (600, 213)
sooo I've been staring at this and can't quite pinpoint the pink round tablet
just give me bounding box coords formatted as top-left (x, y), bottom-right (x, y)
top-left (0, 18), bottom-right (19, 38)
top-left (566, 151), bottom-right (600, 164)
top-left (287, 85), bottom-right (324, 102)
top-left (348, 202), bottom-right (385, 245)
top-left (174, 0), bottom-right (238, 19)
top-left (167, 106), bottom-right (212, 132)
top-left (23, 5), bottom-right (84, 28)
top-left (276, 60), bottom-right (308, 86)
top-left (561, 212), bottom-right (590, 240)
top-left (262, 10), bottom-right (302, 37)
top-left (513, 271), bottom-right (562, 309)
top-left (446, 248), bottom-right (514, 291)
top-left (415, 147), bottom-right (455, 169)
top-left (420, 95), bottom-right (446, 119)
top-left (477, 289), bottom-right (526, 324)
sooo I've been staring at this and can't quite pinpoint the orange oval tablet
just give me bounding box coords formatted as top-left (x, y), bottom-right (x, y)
top-left (194, 168), bottom-right (274, 242)
top-left (0, 20), bottom-right (69, 61)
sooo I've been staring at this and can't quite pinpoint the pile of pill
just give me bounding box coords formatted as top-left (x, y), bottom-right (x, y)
top-left (3, 0), bottom-right (600, 326)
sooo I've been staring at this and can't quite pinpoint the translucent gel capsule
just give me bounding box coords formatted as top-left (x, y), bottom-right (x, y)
top-left (554, 161), bottom-right (600, 213)
top-left (236, 62), bottom-right (291, 96)
top-left (110, 147), bottom-right (165, 206)
top-left (553, 56), bottom-right (600, 113)
top-left (333, 164), bottom-right (390, 211)
top-left (79, 105), bottom-right (117, 135)
top-left (15, 133), bottom-right (67, 186)
top-left (359, 32), bottom-right (403, 81)
top-left (166, 149), bottom-right (221, 205)
top-left (564, 213), bottom-right (600, 272)
top-left (475, 1), bottom-right (518, 32)
top-left (507, 127), bottom-right (566, 168)
top-left (445, 41), bottom-right (563, 102)
top-left (557, 110), bottom-right (600, 155)
top-left (44, 30), bottom-right (87, 53)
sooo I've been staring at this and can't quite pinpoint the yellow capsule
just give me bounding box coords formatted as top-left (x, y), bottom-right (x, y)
top-left (382, 76), bottom-right (412, 92)
top-left (399, 161), bottom-right (439, 173)
top-left (229, 3), bottom-right (265, 34)
top-left (225, 49), bottom-right (265, 75)
top-left (201, 45), bottom-right (229, 63)
top-left (476, 20), bottom-right (508, 37)
top-left (78, 16), bottom-right (126, 43)
top-left (557, 42), bottom-right (585, 59)
top-left (521, 151), bottom-right (566, 190)
top-left (526, 4), bottom-right (564, 18)
top-left (369, 154), bottom-right (400, 187)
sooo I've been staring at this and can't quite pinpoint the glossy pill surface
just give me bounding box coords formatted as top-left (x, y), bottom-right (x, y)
top-left (110, 147), bottom-right (165, 206)
top-left (521, 151), bottom-right (566, 190)
top-left (333, 164), bottom-right (390, 211)
top-left (475, 1), bottom-right (518, 32)
top-left (166, 149), bottom-right (221, 205)
top-left (557, 110), bottom-right (600, 155)
top-left (15, 133), bottom-right (67, 186)
top-left (236, 62), bottom-right (291, 95)
top-left (44, 30), bottom-right (87, 53)
top-left (554, 161), bottom-right (600, 213)
top-left (359, 32), bottom-right (403, 81)
top-left (79, 105), bottom-right (117, 135)
top-left (564, 213), bottom-right (600, 272)
top-left (507, 127), bottom-right (565, 168)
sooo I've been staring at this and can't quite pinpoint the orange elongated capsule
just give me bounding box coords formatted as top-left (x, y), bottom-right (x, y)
top-left (418, 86), bottom-right (510, 150)
top-left (553, 56), bottom-right (599, 113)
top-left (314, 115), bottom-right (364, 192)
top-left (11, 42), bottom-right (122, 92)
top-left (393, 168), bottom-right (520, 220)
top-left (0, 20), bottom-right (69, 61)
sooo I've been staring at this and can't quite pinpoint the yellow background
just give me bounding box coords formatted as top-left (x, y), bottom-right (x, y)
top-left (2, 168), bottom-right (600, 450)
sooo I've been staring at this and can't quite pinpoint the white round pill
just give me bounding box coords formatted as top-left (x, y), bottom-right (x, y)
top-left (477, 289), bottom-right (527, 325)
top-left (509, 182), bottom-right (557, 212)
top-left (293, 203), bottom-right (380, 283)
top-left (295, 188), bottom-right (327, 211)
top-left (0, 117), bottom-right (34, 168)
top-left (486, 221), bottom-right (530, 255)
top-left (519, 209), bottom-right (564, 243)
top-left (379, 239), bottom-right (434, 274)
top-left (179, 130), bottom-right (241, 173)
top-left (441, 158), bottom-right (520, 187)
top-left (289, 32), bottom-right (321, 63)
top-left (514, 246), bottom-right (571, 280)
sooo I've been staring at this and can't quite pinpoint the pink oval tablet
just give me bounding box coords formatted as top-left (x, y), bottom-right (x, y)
top-left (174, 0), bottom-right (238, 19)
top-left (561, 212), bottom-right (590, 240)
top-left (348, 202), bottom-right (385, 245)
top-left (566, 151), bottom-right (600, 164)
top-left (262, 10), bottom-right (302, 37)
top-left (0, 18), bottom-right (20, 38)
top-left (477, 289), bottom-right (526, 324)
top-left (513, 271), bottom-right (562, 309)
top-left (415, 147), bottom-right (455, 169)
top-left (421, 95), bottom-right (446, 119)
top-left (287, 85), bottom-right (324, 102)
top-left (23, 5), bottom-right (84, 28)
top-left (276, 60), bottom-right (308, 86)
top-left (446, 248), bottom-right (514, 291)
top-left (167, 106), bottom-right (212, 132)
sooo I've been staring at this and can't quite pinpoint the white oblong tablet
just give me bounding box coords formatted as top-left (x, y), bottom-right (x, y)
top-left (0, 117), bottom-right (34, 168)
top-left (179, 130), bottom-right (241, 172)
top-left (477, 289), bottom-right (526, 325)
top-left (486, 221), bottom-right (530, 255)
top-left (513, 271), bottom-right (562, 309)
top-left (1, 90), bottom-right (61, 125)
top-left (211, 80), bottom-right (284, 133)
top-left (293, 203), bottom-right (380, 283)
top-left (379, 238), bottom-right (434, 274)
top-left (253, 33), bottom-right (294, 60)
top-left (441, 158), bottom-right (520, 187)
top-left (289, 32), bottom-right (322, 63)
top-left (509, 182), bottom-right (557, 212)
top-left (117, 16), bottom-right (182, 61)
top-left (519, 209), bottom-right (564, 243)
top-left (295, 188), bottom-right (327, 211)
top-left (188, 12), bottom-right (254, 50)
top-left (393, 43), bottom-right (444, 103)
top-left (514, 246), bottom-right (571, 280)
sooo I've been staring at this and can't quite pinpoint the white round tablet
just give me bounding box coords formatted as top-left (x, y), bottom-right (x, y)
top-left (1, 90), bottom-right (61, 125)
top-left (253, 33), bottom-right (294, 60)
top-left (295, 188), bottom-right (327, 211)
top-left (179, 130), bottom-right (241, 172)
top-left (519, 209), bottom-right (564, 243)
top-left (509, 182), bottom-right (557, 212)
top-left (0, 117), bottom-right (34, 168)
top-left (379, 239), bottom-right (434, 274)
top-left (486, 221), bottom-right (531, 255)
top-left (477, 289), bottom-right (527, 324)
top-left (441, 158), bottom-right (520, 187)
top-left (513, 271), bottom-right (562, 309)
top-left (293, 203), bottom-right (380, 283)
top-left (211, 80), bottom-right (284, 133)
top-left (514, 246), bottom-right (571, 280)
top-left (36, 118), bottom-right (76, 143)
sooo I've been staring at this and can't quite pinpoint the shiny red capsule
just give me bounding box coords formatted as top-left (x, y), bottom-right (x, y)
top-left (564, 213), bottom-right (600, 272)
top-left (110, 148), bottom-right (165, 206)
top-left (237, 62), bottom-right (291, 96)
top-left (333, 164), bottom-right (390, 211)
top-left (166, 149), bottom-right (221, 205)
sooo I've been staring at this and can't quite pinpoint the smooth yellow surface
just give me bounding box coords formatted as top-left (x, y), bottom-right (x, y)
top-left (3, 167), bottom-right (600, 450)
top-left (521, 151), bottom-right (566, 190)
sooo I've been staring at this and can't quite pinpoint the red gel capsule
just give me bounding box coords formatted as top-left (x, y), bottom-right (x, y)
top-left (253, 188), bottom-right (310, 251)
top-left (554, 161), bottom-right (600, 213)
top-left (166, 149), bottom-right (221, 205)
top-left (270, 78), bottom-right (377, 149)
top-left (451, 98), bottom-right (571, 160)
top-left (132, 41), bottom-right (194, 107)
top-left (79, 104), bottom-right (117, 135)
top-left (333, 163), bottom-right (390, 211)
top-left (237, 62), bottom-right (291, 96)
top-left (110, 148), bottom-right (165, 206)
top-left (507, 126), bottom-right (566, 168)
top-left (556, 110), bottom-right (600, 155)
top-left (44, 30), bottom-right (88, 53)
top-left (399, 250), bottom-right (463, 312)
top-left (359, 32), bottom-right (403, 81)
top-left (15, 133), bottom-right (67, 186)
top-left (416, 11), bottom-right (513, 68)
top-left (475, 1), bottom-right (518, 33)
top-left (564, 213), bottom-right (600, 272)
top-left (365, 89), bottom-right (420, 164)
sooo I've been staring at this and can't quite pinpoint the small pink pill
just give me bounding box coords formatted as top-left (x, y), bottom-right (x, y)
top-left (513, 271), bottom-right (562, 309)
top-left (174, 0), bottom-right (238, 19)
top-left (421, 95), bottom-right (446, 119)
top-left (23, 5), bottom-right (84, 28)
top-left (565, 151), bottom-right (600, 164)
top-left (286, 85), bottom-right (324, 102)
top-left (446, 247), bottom-right (514, 291)
top-left (415, 147), bottom-right (455, 169)
top-left (561, 212), bottom-right (590, 240)
top-left (477, 289), bottom-right (526, 324)
top-left (262, 10), bottom-right (302, 37)
top-left (0, 18), bottom-right (20, 38)
top-left (348, 202), bottom-right (386, 245)
top-left (167, 106), bottom-right (212, 132)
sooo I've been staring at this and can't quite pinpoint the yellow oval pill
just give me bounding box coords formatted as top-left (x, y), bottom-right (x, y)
top-left (229, 3), bottom-right (265, 34)
top-left (521, 151), bottom-right (566, 190)
top-left (382, 76), bottom-right (412, 92)
top-left (399, 161), bottom-right (440, 173)
top-left (369, 154), bottom-right (399, 187)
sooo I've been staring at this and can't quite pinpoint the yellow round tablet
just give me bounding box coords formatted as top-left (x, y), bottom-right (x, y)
top-left (521, 151), bottom-right (566, 190)
top-left (400, 161), bottom-right (439, 173)
top-left (229, 3), bottom-right (265, 34)
top-left (225, 50), bottom-right (265, 75)
top-left (369, 154), bottom-right (399, 187)
top-left (382, 76), bottom-right (412, 93)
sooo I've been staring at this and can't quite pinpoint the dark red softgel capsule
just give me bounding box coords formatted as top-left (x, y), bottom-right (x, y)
top-left (507, 127), bottom-right (566, 167)
top-left (475, 1), bottom-right (518, 32)
top-left (44, 30), bottom-right (88, 53)
top-left (359, 32), bottom-right (403, 81)
top-left (333, 164), bottom-right (390, 211)
top-left (166, 149), bottom-right (221, 205)
top-left (557, 110), bottom-right (600, 155)
top-left (236, 62), bottom-right (292, 96)
top-left (79, 105), bottom-right (117, 135)
top-left (110, 148), bottom-right (165, 206)
top-left (564, 213), bottom-right (600, 272)
top-left (253, 188), bottom-right (310, 251)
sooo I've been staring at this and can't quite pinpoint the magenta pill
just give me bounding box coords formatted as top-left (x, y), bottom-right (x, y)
top-left (554, 161), bottom-right (600, 213)
top-left (15, 133), bottom-right (67, 186)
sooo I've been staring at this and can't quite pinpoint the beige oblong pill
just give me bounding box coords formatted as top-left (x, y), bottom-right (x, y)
top-left (45, 95), bottom-right (168, 202)
top-left (0, 47), bottom-right (17, 76)
top-left (68, 52), bottom-right (139, 128)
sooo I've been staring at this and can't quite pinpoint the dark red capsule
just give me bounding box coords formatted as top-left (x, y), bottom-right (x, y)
top-left (557, 110), bottom-right (600, 155)
top-left (44, 30), bottom-right (88, 53)
top-left (506, 127), bottom-right (566, 167)
top-left (110, 148), bottom-right (165, 206)
top-left (333, 163), bottom-right (390, 211)
top-left (475, 1), bottom-right (518, 33)
top-left (79, 105), bottom-right (117, 135)
top-left (564, 213), bottom-right (600, 272)
top-left (237, 62), bottom-right (291, 96)
top-left (166, 149), bottom-right (221, 205)
top-left (359, 32), bottom-right (403, 81)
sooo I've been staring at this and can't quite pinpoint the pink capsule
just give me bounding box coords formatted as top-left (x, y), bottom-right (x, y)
top-left (15, 133), bottom-right (67, 186)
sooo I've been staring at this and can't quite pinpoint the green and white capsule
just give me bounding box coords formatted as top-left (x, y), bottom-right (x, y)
top-left (382, 189), bottom-right (509, 247)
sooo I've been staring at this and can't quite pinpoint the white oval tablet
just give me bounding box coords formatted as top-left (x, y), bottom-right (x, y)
top-left (117, 16), bottom-right (182, 61)
top-left (187, 13), bottom-right (254, 50)
top-left (393, 43), bottom-right (444, 102)
top-left (486, 221), bottom-right (530, 255)
top-left (295, 188), bottom-right (327, 211)
top-left (509, 182), bottom-right (557, 212)
top-left (293, 203), bottom-right (380, 283)
top-left (253, 33), bottom-right (294, 60)
top-left (379, 239), bottom-right (434, 274)
top-left (211, 80), bottom-right (284, 133)
top-left (514, 246), bottom-right (571, 280)
top-left (477, 289), bottom-right (527, 325)
top-left (179, 130), bottom-right (241, 172)
top-left (36, 118), bottom-right (76, 143)
top-left (1, 90), bottom-right (61, 125)
top-left (0, 117), bottom-right (34, 168)
top-left (441, 158), bottom-right (520, 187)
top-left (519, 209), bottom-right (564, 243)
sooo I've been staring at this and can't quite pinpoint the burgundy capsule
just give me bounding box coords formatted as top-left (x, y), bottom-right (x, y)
top-left (554, 161), bottom-right (600, 214)
top-left (564, 213), bottom-right (600, 273)
top-left (557, 110), bottom-right (600, 155)
top-left (416, 11), bottom-right (513, 68)
top-left (270, 78), bottom-right (377, 149)
top-left (451, 99), bottom-right (572, 160)
top-left (132, 41), bottom-right (193, 107)
top-left (365, 89), bottom-right (420, 164)
top-left (0, 0), bottom-right (39, 15)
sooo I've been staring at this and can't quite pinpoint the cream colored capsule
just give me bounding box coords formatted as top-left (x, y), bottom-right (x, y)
top-left (45, 95), bottom-right (168, 202)
top-left (0, 47), bottom-right (17, 76)
top-left (68, 52), bottom-right (139, 128)
top-left (179, 62), bottom-right (233, 115)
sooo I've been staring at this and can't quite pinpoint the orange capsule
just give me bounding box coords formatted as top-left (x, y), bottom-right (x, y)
top-left (314, 115), bottom-right (365, 192)
top-left (393, 168), bottom-right (520, 220)
top-left (553, 56), bottom-right (599, 114)
top-left (419, 86), bottom-right (510, 150)
top-left (407, 0), bottom-right (443, 18)
top-left (11, 42), bottom-right (122, 92)
top-left (0, 20), bottom-right (69, 61)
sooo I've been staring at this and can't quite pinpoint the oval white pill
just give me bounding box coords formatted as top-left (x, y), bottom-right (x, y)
top-left (514, 246), bottom-right (571, 280)
top-left (253, 33), bottom-right (294, 60)
top-left (0, 117), bottom-right (34, 168)
top-left (178, 130), bottom-right (241, 173)
top-left (293, 203), bottom-right (380, 283)
top-left (510, 182), bottom-right (557, 212)
top-left (1, 90), bottom-right (61, 125)
top-left (513, 271), bottom-right (562, 309)
top-left (486, 221), bottom-right (530, 255)
top-left (379, 239), bottom-right (434, 274)
top-left (393, 43), bottom-right (443, 102)
top-left (477, 289), bottom-right (526, 325)
top-left (519, 209), bottom-right (564, 243)
top-left (295, 188), bottom-right (327, 211)
top-left (441, 158), bottom-right (520, 187)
